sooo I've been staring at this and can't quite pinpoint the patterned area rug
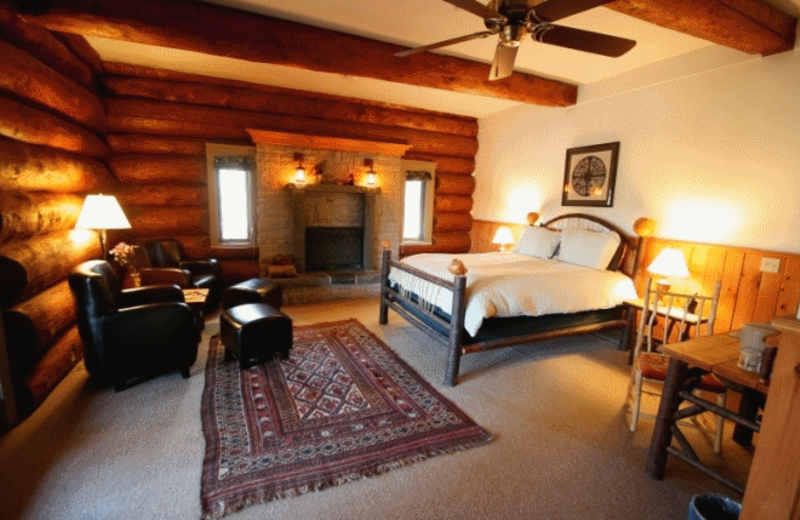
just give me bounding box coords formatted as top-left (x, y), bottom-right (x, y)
top-left (200, 319), bottom-right (492, 519)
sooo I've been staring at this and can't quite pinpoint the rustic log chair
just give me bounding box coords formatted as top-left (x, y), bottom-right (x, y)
top-left (627, 276), bottom-right (726, 452)
top-left (68, 260), bottom-right (199, 391)
top-left (138, 238), bottom-right (222, 312)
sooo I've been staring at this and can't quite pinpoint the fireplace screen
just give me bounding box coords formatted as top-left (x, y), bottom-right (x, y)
top-left (305, 227), bottom-right (364, 271)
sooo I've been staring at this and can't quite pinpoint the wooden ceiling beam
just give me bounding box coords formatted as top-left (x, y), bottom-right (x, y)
top-left (22, 0), bottom-right (578, 107)
top-left (606, 0), bottom-right (796, 56)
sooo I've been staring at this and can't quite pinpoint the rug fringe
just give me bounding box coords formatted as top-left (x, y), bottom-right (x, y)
top-left (201, 437), bottom-right (492, 519)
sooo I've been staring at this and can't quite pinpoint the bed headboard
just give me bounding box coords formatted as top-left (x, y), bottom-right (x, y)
top-left (539, 213), bottom-right (652, 277)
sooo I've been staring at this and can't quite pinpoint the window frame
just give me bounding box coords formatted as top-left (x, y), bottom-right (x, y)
top-left (205, 143), bottom-right (257, 247)
top-left (401, 159), bottom-right (436, 245)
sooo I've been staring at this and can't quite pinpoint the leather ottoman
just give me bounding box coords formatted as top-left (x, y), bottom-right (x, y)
top-left (222, 278), bottom-right (283, 310)
top-left (220, 303), bottom-right (292, 370)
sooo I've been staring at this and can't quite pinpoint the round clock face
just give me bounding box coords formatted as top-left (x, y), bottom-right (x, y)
top-left (571, 155), bottom-right (607, 197)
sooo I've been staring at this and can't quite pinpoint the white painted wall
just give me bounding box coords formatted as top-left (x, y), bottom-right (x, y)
top-left (474, 46), bottom-right (800, 253)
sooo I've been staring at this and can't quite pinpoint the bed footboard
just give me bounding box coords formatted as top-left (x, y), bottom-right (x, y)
top-left (379, 247), bottom-right (467, 386)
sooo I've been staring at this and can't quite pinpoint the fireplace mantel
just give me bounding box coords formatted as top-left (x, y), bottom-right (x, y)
top-left (247, 129), bottom-right (412, 156)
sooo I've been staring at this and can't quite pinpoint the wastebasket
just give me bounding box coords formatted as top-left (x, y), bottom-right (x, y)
top-left (688, 494), bottom-right (741, 520)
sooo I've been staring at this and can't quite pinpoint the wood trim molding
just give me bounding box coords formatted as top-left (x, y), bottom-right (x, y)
top-left (246, 129), bottom-right (412, 157)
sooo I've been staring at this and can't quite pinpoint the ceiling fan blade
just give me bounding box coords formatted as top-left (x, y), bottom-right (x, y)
top-left (531, 0), bottom-right (615, 22)
top-left (489, 43), bottom-right (519, 81)
top-left (395, 30), bottom-right (496, 57)
top-left (533, 25), bottom-right (636, 57)
top-left (441, 0), bottom-right (507, 22)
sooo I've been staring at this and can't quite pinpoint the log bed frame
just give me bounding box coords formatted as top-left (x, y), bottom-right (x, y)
top-left (379, 213), bottom-right (655, 386)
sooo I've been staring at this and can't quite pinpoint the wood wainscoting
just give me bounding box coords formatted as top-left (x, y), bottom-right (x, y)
top-left (472, 220), bottom-right (800, 334)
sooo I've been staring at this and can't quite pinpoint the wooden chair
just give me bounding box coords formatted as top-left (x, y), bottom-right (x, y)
top-left (627, 276), bottom-right (726, 452)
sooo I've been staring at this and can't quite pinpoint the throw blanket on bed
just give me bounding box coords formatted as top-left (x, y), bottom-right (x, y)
top-left (389, 252), bottom-right (638, 337)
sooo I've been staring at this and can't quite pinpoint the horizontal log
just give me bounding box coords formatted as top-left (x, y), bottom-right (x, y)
top-left (102, 76), bottom-right (478, 138)
top-left (0, 137), bottom-right (113, 192)
top-left (53, 31), bottom-right (103, 75)
top-left (435, 173), bottom-right (476, 196)
top-left (108, 155), bottom-right (206, 185)
top-left (4, 280), bottom-right (75, 375)
top-left (606, 0), bottom-right (795, 56)
top-left (433, 212), bottom-right (473, 233)
top-left (103, 63), bottom-right (481, 138)
top-left (403, 154), bottom-right (475, 176)
top-left (105, 134), bottom-right (209, 156)
top-left (0, 91), bottom-right (108, 156)
top-left (434, 195), bottom-right (474, 213)
top-left (22, 325), bottom-right (83, 413)
top-left (106, 98), bottom-right (478, 158)
top-left (126, 206), bottom-right (209, 235)
top-left (218, 259), bottom-right (259, 287)
top-left (30, 0), bottom-right (577, 107)
top-left (117, 184), bottom-right (207, 207)
top-left (209, 245), bottom-right (258, 260)
top-left (0, 191), bottom-right (84, 244)
top-left (0, 39), bottom-right (105, 132)
top-left (401, 232), bottom-right (471, 256)
top-left (0, 3), bottom-right (95, 91)
top-left (0, 228), bottom-right (101, 306)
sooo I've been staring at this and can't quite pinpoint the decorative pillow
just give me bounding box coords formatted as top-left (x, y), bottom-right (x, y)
top-left (513, 226), bottom-right (561, 259)
top-left (558, 228), bottom-right (621, 270)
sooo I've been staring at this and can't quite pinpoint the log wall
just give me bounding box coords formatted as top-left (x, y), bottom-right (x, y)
top-left (100, 63), bottom-right (478, 262)
top-left (0, 8), bottom-right (110, 423)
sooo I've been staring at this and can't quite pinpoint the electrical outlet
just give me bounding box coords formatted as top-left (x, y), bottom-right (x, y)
top-left (760, 257), bottom-right (781, 273)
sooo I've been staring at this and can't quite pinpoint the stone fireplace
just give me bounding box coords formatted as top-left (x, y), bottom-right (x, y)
top-left (249, 130), bottom-right (407, 303)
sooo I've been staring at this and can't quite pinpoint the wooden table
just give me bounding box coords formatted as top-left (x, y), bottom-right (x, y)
top-left (645, 332), bottom-right (767, 494)
top-left (182, 288), bottom-right (209, 337)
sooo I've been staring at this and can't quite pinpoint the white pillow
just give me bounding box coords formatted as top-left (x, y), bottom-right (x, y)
top-left (558, 228), bottom-right (621, 270)
top-left (513, 226), bottom-right (561, 259)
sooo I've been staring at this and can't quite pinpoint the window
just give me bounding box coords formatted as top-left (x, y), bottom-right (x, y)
top-left (401, 159), bottom-right (436, 244)
top-left (206, 144), bottom-right (256, 246)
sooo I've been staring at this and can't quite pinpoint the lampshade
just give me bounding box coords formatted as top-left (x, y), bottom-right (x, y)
top-left (75, 194), bottom-right (131, 230)
top-left (647, 248), bottom-right (689, 278)
top-left (492, 226), bottom-right (514, 251)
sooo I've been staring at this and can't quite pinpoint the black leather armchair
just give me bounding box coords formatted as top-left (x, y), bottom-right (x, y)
top-left (68, 260), bottom-right (199, 391)
top-left (140, 238), bottom-right (221, 311)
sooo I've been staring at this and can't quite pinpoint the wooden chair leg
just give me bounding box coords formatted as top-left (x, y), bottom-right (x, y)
top-left (630, 370), bottom-right (643, 432)
top-left (714, 392), bottom-right (726, 453)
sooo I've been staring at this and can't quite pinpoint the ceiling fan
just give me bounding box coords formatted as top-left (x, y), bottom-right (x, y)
top-left (395, 0), bottom-right (636, 80)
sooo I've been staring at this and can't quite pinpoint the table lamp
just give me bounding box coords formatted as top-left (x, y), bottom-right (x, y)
top-left (75, 194), bottom-right (131, 258)
top-left (492, 226), bottom-right (514, 252)
top-left (647, 248), bottom-right (689, 293)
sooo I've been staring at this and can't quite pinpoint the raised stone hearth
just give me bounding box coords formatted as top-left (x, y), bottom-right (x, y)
top-left (254, 141), bottom-right (404, 303)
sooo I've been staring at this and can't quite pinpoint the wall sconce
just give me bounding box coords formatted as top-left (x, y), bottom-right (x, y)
top-left (364, 158), bottom-right (376, 187)
top-left (75, 194), bottom-right (131, 258)
top-left (294, 152), bottom-right (306, 187)
top-left (492, 226), bottom-right (515, 252)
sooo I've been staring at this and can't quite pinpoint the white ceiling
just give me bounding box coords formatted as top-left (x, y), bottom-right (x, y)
top-left (85, 0), bottom-right (800, 118)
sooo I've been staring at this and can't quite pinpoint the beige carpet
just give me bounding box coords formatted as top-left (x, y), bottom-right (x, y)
top-left (0, 297), bottom-right (752, 520)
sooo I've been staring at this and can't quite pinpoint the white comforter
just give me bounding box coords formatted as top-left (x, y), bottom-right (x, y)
top-left (389, 252), bottom-right (638, 337)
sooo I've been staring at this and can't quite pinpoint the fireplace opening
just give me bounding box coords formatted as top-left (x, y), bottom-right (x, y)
top-left (305, 227), bottom-right (364, 271)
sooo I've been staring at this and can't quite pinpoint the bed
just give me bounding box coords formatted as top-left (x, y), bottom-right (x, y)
top-left (379, 213), bottom-right (653, 386)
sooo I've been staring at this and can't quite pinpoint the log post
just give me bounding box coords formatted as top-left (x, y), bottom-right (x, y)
top-left (445, 259), bottom-right (468, 387)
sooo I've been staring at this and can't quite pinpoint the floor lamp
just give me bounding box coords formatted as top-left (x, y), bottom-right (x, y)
top-left (75, 194), bottom-right (131, 259)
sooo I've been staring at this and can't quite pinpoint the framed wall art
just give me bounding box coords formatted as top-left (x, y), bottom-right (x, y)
top-left (562, 142), bottom-right (619, 207)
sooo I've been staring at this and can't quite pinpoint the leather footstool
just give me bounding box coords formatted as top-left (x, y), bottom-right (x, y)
top-left (220, 303), bottom-right (292, 370)
top-left (222, 278), bottom-right (283, 310)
